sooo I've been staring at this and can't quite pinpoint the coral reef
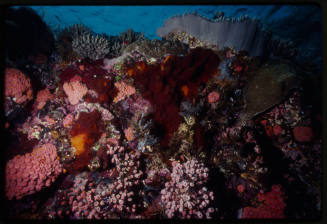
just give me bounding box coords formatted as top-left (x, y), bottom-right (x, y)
top-left (3, 9), bottom-right (322, 221)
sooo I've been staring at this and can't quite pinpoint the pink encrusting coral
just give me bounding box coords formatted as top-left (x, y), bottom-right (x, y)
top-left (242, 185), bottom-right (286, 219)
top-left (159, 159), bottom-right (215, 219)
top-left (113, 81), bottom-right (136, 103)
top-left (63, 80), bottom-right (88, 105)
top-left (5, 143), bottom-right (63, 200)
top-left (34, 88), bottom-right (54, 110)
top-left (5, 68), bottom-right (33, 104)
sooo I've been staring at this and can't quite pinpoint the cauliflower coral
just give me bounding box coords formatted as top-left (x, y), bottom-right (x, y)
top-left (5, 68), bottom-right (33, 104)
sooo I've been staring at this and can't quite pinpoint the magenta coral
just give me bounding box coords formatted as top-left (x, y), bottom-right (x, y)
top-left (113, 81), bottom-right (136, 103)
top-left (5, 68), bottom-right (33, 104)
top-left (34, 88), bottom-right (54, 110)
top-left (63, 81), bottom-right (88, 105)
top-left (5, 143), bottom-right (63, 200)
top-left (159, 159), bottom-right (215, 219)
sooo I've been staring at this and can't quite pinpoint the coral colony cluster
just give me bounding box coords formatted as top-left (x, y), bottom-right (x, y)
top-left (3, 7), bottom-right (322, 220)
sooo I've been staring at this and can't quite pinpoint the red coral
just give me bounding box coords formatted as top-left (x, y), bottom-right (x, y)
top-left (5, 68), bottom-right (33, 104)
top-left (68, 111), bottom-right (104, 172)
top-left (58, 66), bottom-right (81, 83)
top-left (5, 143), bottom-right (63, 200)
top-left (293, 126), bottom-right (313, 143)
top-left (129, 48), bottom-right (219, 147)
top-left (273, 125), bottom-right (282, 136)
top-left (77, 60), bottom-right (116, 104)
top-left (242, 185), bottom-right (286, 219)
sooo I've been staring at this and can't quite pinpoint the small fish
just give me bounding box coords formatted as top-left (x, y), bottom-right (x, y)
top-left (5, 19), bottom-right (18, 27)
top-left (55, 15), bottom-right (62, 23)
top-left (265, 6), bottom-right (282, 20)
top-left (233, 7), bottom-right (247, 17)
top-left (69, 9), bottom-right (79, 13)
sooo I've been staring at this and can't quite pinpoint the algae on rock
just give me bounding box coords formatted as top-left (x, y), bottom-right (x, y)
top-left (240, 62), bottom-right (300, 122)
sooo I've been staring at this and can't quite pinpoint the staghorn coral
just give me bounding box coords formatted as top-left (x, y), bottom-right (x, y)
top-left (55, 24), bottom-right (93, 62)
top-left (107, 29), bottom-right (145, 58)
top-left (5, 143), bottom-right (63, 200)
top-left (72, 33), bottom-right (110, 61)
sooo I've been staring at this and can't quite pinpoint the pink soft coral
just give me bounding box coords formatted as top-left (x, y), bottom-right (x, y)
top-left (5, 68), bottom-right (33, 104)
top-left (63, 81), bottom-right (88, 105)
top-left (34, 88), bottom-right (54, 110)
top-left (113, 81), bottom-right (136, 103)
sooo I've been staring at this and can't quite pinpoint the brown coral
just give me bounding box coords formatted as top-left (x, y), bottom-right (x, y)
top-left (68, 111), bottom-right (104, 172)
